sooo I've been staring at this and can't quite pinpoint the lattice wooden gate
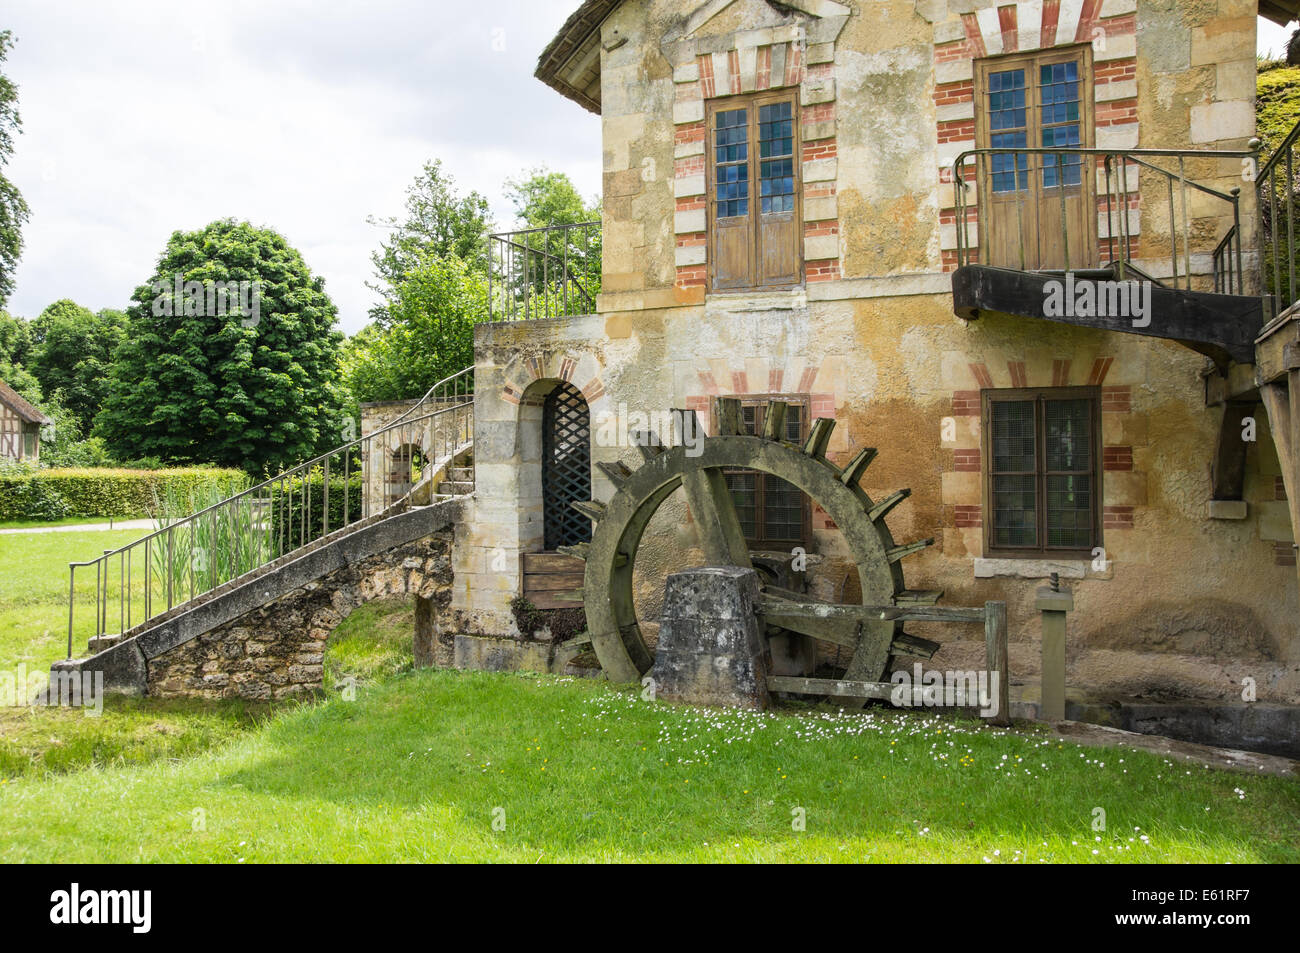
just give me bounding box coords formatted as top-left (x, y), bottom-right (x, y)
top-left (543, 383), bottom-right (592, 549)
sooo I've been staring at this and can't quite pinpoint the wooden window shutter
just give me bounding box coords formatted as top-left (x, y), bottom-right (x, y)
top-left (708, 91), bottom-right (802, 292)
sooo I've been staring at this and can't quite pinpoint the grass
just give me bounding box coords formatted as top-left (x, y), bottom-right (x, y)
top-left (1, 532), bottom-right (1297, 863)
top-left (0, 528), bottom-right (148, 674)
top-left (0, 516), bottom-right (147, 529)
top-left (1, 669), bottom-right (1297, 862)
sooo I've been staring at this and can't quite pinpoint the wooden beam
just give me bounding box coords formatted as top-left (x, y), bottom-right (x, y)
top-left (1210, 401), bottom-right (1256, 501)
top-left (680, 465), bottom-right (752, 568)
top-left (952, 264), bottom-right (1261, 369)
top-left (758, 595), bottom-right (986, 624)
top-left (984, 601), bottom-right (1010, 726)
top-left (766, 676), bottom-right (894, 700)
top-left (1261, 372), bottom-right (1300, 597)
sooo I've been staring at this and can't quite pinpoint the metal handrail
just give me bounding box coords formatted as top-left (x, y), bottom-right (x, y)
top-left (488, 220), bottom-right (601, 321)
top-left (1258, 119), bottom-right (1300, 320)
top-left (952, 145), bottom-right (1257, 293)
top-left (66, 368), bottom-right (476, 658)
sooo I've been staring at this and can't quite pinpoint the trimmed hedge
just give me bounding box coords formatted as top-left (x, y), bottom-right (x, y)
top-left (268, 472), bottom-right (365, 549)
top-left (0, 468), bottom-right (248, 522)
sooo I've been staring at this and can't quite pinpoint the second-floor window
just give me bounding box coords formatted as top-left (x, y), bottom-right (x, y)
top-left (975, 45), bottom-right (1095, 271)
top-left (707, 92), bottom-right (802, 292)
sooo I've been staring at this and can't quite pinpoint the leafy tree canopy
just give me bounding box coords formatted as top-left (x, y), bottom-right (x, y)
top-left (0, 31), bottom-right (30, 310)
top-left (343, 252), bottom-right (486, 403)
top-left (29, 299), bottom-right (125, 434)
top-left (505, 167), bottom-right (599, 229)
top-left (96, 219), bottom-right (346, 476)
top-left (367, 160), bottom-right (491, 323)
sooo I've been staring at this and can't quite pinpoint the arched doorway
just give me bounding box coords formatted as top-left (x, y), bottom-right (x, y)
top-left (542, 382), bottom-right (592, 549)
top-left (386, 444), bottom-right (426, 506)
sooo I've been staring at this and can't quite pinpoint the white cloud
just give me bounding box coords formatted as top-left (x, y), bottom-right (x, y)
top-left (3, 0), bottom-right (600, 333)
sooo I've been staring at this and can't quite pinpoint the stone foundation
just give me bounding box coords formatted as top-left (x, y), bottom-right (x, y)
top-left (146, 529), bottom-right (455, 701)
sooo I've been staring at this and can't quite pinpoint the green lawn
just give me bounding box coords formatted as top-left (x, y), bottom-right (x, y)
top-left (1, 531), bottom-right (1298, 863)
top-left (0, 516), bottom-right (146, 530)
top-left (1, 669), bottom-right (1297, 862)
top-left (0, 528), bottom-right (147, 674)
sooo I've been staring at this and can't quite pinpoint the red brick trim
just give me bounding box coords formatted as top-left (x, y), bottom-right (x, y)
top-left (953, 389), bottom-right (981, 416)
top-left (1101, 385), bottom-right (1131, 413)
top-left (1087, 356), bottom-right (1114, 386)
top-left (1052, 359), bottom-right (1072, 387)
top-left (1103, 505), bottom-right (1134, 529)
top-left (954, 449), bottom-right (981, 472)
top-left (954, 504), bottom-right (983, 528)
top-left (1103, 446), bottom-right (1133, 471)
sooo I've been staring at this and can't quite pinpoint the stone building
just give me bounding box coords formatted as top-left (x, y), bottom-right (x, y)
top-left (453, 0), bottom-right (1300, 709)
top-left (59, 1), bottom-right (1300, 751)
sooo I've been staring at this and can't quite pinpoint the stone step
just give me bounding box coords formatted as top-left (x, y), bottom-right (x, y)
top-left (437, 480), bottom-right (474, 496)
top-left (87, 633), bottom-right (124, 653)
top-left (447, 467), bottom-right (475, 482)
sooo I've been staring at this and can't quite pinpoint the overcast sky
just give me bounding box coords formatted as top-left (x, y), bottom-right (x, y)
top-left (2, 0), bottom-right (601, 334)
top-left (1, 4), bottom-right (1293, 335)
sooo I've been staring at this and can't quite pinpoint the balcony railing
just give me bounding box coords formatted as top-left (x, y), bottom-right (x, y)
top-left (1258, 119), bottom-right (1300, 322)
top-left (952, 146), bottom-right (1257, 295)
top-left (488, 221), bottom-right (601, 321)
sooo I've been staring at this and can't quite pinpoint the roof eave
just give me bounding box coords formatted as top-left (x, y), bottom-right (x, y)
top-left (534, 0), bottom-right (618, 115)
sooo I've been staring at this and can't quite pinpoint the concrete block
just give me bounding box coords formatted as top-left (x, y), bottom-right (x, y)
top-left (1207, 499), bottom-right (1248, 520)
top-left (651, 566), bottom-right (769, 709)
top-left (673, 100), bottom-right (704, 125)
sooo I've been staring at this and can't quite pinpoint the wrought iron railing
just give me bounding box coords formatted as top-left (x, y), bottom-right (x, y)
top-left (488, 221), bottom-right (601, 321)
top-left (953, 146), bottom-right (1256, 294)
top-left (66, 367), bottom-right (475, 657)
top-left (1258, 119), bottom-right (1300, 321)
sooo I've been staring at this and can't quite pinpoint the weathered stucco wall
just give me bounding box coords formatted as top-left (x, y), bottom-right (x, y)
top-left (458, 1), bottom-right (1295, 704)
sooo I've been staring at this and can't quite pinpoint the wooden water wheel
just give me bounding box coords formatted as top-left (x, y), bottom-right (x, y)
top-left (559, 398), bottom-right (945, 690)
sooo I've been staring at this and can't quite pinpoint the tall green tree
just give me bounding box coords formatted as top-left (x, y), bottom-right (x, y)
top-left (0, 31), bottom-right (31, 309)
top-left (503, 167), bottom-right (602, 309)
top-left (28, 300), bottom-right (125, 433)
top-left (0, 309), bottom-right (38, 405)
top-left (505, 167), bottom-right (599, 229)
top-left (343, 252), bottom-right (487, 403)
top-left (367, 159), bottom-right (491, 323)
top-left (96, 220), bottom-right (346, 475)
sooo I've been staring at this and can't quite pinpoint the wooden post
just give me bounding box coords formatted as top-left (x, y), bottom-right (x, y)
top-left (984, 601), bottom-right (1009, 725)
top-left (1261, 370), bottom-right (1300, 600)
top-left (414, 595), bottom-right (436, 668)
top-left (1035, 583), bottom-right (1073, 722)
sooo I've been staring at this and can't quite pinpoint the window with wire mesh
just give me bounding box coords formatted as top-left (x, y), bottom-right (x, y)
top-left (543, 383), bottom-right (592, 549)
top-left (984, 389), bottom-right (1099, 555)
top-left (721, 396), bottom-right (811, 549)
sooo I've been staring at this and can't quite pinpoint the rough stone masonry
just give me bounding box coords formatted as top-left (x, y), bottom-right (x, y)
top-left (146, 529), bottom-right (454, 701)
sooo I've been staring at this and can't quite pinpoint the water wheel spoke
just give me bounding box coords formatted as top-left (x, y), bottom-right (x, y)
top-left (680, 465), bottom-right (752, 568)
top-left (758, 589), bottom-right (860, 647)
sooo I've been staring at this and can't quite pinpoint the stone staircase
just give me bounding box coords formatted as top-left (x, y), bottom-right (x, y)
top-left (55, 498), bottom-right (464, 697)
top-left (437, 461), bottom-right (475, 497)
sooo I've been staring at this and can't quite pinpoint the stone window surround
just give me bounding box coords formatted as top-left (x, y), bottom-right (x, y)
top-left (668, 19), bottom-right (847, 297)
top-left (931, 0), bottom-right (1141, 272)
